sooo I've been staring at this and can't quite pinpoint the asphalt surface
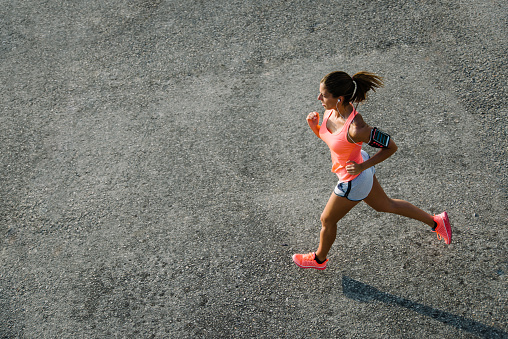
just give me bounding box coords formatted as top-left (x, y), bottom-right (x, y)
top-left (1, 0), bottom-right (507, 338)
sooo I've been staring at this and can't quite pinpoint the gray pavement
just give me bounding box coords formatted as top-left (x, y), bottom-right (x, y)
top-left (1, 0), bottom-right (507, 338)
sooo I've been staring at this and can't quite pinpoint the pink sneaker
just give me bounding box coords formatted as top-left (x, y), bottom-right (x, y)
top-left (292, 252), bottom-right (328, 270)
top-left (433, 212), bottom-right (452, 244)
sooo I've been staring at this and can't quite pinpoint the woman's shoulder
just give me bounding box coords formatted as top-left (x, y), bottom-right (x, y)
top-left (350, 113), bottom-right (372, 142)
top-left (352, 112), bottom-right (368, 129)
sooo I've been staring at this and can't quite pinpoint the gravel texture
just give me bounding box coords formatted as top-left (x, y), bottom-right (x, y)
top-left (1, 0), bottom-right (506, 338)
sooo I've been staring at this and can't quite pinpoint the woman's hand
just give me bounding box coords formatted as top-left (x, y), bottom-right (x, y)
top-left (345, 160), bottom-right (364, 175)
top-left (306, 112), bottom-right (321, 138)
top-left (306, 111), bottom-right (320, 129)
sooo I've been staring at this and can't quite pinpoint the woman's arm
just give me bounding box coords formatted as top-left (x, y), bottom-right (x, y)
top-left (346, 115), bottom-right (397, 175)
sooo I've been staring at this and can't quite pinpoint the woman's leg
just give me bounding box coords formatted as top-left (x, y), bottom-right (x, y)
top-left (315, 192), bottom-right (360, 261)
top-left (363, 175), bottom-right (434, 227)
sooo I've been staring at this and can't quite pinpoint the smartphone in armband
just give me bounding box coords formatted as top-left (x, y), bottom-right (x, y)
top-left (368, 127), bottom-right (390, 148)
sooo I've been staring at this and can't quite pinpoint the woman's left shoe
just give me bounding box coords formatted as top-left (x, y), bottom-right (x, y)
top-left (292, 252), bottom-right (328, 270)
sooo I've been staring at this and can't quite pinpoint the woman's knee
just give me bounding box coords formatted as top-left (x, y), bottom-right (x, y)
top-left (320, 212), bottom-right (339, 228)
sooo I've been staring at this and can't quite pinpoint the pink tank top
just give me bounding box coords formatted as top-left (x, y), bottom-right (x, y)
top-left (319, 108), bottom-right (363, 182)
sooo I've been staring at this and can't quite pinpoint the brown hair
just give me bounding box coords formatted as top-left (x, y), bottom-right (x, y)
top-left (320, 71), bottom-right (384, 104)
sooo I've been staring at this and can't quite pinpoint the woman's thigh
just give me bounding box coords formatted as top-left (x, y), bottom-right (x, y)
top-left (363, 175), bottom-right (394, 212)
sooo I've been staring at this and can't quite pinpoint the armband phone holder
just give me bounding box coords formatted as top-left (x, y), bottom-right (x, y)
top-left (368, 127), bottom-right (390, 148)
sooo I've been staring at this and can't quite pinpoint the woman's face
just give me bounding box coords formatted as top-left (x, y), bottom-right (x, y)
top-left (318, 82), bottom-right (339, 111)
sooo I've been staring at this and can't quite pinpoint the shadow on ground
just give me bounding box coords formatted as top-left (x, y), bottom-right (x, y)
top-left (342, 276), bottom-right (507, 339)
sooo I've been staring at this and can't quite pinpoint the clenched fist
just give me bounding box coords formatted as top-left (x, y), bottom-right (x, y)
top-left (307, 111), bottom-right (320, 129)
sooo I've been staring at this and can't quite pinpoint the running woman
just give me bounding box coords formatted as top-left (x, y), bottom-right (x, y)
top-left (292, 71), bottom-right (452, 270)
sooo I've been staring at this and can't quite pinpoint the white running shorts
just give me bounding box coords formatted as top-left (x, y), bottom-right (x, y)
top-left (334, 150), bottom-right (376, 201)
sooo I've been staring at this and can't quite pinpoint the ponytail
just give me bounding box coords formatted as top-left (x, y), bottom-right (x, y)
top-left (350, 71), bottom-right (384, 103)
top-left (321, 71), bottom-right (384, 104)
